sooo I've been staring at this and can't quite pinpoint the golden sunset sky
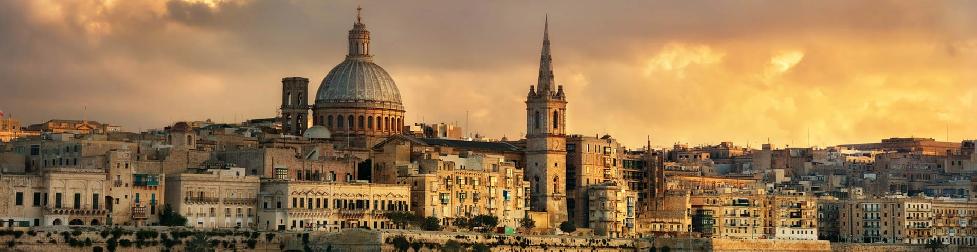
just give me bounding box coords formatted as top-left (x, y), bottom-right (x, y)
top-left (1, 0), bottom-right (976, 148)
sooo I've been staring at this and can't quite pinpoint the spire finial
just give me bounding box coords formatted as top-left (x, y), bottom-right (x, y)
top-left (356, 6), bottom-right (362, 24)
top-left (534, 15), bottom-right (555, 95)
top-left (544, 14), bottom-right (549, 41)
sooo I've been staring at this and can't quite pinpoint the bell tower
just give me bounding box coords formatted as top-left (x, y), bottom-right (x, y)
top-left (525, 16), bottom-right (568, 226)
top-left (281, 77), bottom-right (309, 136)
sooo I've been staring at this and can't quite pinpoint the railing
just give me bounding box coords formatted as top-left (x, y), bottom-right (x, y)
top-left (185, 197), bottom-right (220, 204)
top-left (132, 206), bottom-right (149, 219)
top-left (113, 180), bottom-right (124, 187)
top-left (44, 207), bottom-right (108, 216)
top-left (223, 198), bottom-right (257, 205)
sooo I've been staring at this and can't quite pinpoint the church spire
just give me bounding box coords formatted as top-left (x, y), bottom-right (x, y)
top-left (536, 15), bottom-right (556, 96)
top-left (348, 6), bottom-right (371, 58)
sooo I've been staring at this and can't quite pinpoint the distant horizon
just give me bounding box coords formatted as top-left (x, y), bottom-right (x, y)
top-left (1, 1), bottom-right (975, 148)
top-left (4, 114), bottom-right (969, 150)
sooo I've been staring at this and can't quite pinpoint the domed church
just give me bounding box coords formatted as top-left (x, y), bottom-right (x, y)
top-left (279, 7), bottom-right (406, 149)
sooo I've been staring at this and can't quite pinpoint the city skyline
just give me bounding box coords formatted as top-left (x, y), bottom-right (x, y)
top-left (2, 0), bottom-right (977, 148)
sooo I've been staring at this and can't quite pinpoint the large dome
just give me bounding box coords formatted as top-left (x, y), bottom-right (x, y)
top-left (315, 57), bottom-right (403, 110)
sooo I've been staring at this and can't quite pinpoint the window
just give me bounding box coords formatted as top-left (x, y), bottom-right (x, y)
top-left (553, 110), bottom-right (559, 129)
top-left (534, 111), bottom-right (540, 129)
top-left (32, 192), bottom-right (41, 207)
top-left (73, 193), bottom-right (81, 209)
top-left (93, 194), bottom-right (99, 209)
top-left (15, 192), bottom-right (23, 206)
top-left (358, 116), bottom-right (365, 129)
top-left (348, 115), bottom-right (354, 129)
top-left (337, 116), bottom-right (344, 129)
top-left (368, 116), bottom-right (373, 129)
top-left (327, 115), bottom-right (333, 128)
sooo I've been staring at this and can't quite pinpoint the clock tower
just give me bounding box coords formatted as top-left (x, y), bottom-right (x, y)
top-left (525, 16), bottom-right (568, 226)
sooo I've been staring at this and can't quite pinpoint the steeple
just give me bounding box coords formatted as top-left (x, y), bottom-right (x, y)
top-left (347, 6), bottom-right (371, 58)
top-left (535, 15), bottom-right (556, 96)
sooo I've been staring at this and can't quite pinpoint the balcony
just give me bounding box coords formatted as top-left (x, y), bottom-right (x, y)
top-left (338, 209), bottom-right (368, 218)
top-left (132, 206), bottom-right (149, 219)
top-left (44, 207), bottom-right (108, 216)
top-left (113, 180), bottom-right (124, 187)
top-left (185, 196), bottom-right (220, 204)
top-left (223, 198), bottom-right (257, 205)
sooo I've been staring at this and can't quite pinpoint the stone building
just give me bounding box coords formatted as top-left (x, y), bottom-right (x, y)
top-left (104, 150), bottom-right (166, 226)
top-left (639, 190), bottom-right (691, 237)
top-left (816, 196), bottom-right (841, 241)
top-left (524, 16), bottom-right (569, 227)
top-left (370, 135), bottom-right (524, 185)
top-left (217, 146), bottom-right (358, 182)
top-left (27, 119), bottom-right (120, 135)
top-left (397, 152), bottom-right (529, 229)
top-left (0, 116), bottom-right (38, 143)
top-left (766, 193), bottom-right (818, 240)
top-left (837, 196), bottom-right (932, 244)
top-left (257, 180), bottom-right (409, 231)
top-left (587, 181), bottom-right (637, 237)
top-left (164, 166), bottom-right (260, 229)
top-left (0, 168), bottom-right (109, 227)
top-left (565, 134), bottom-right (640, 230)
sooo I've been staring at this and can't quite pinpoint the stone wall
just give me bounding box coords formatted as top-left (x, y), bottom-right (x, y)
top-left (830, 243), bottom-right (959, 252)
top-left (0, 226), bottom-right (285, 252)
top-left (635, 237), bottom-right (832, 252)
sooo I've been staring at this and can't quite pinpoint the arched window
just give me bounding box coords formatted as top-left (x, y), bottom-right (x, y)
top-left (327, 115), bottom-right (334, 128)
top-left (553, 176), bottom-right (559, 193)
top-left (358, 116), bottom-right (365, 129)
top-left (348, 115), bottom-right (354, 129)
top-left (534, 111), bottom-right (541, 129)
top-left (336, 116), bottom-right (344, 129)
top-left (285, 92), bottom-right (291, 106)
top-left (553, 110), bottom-right (559, 129)
top-left (368, 116), bottom-right (374, 130)
top-left (384, 117), bottom-right (390, 131)
top-left (375, 116), bottom-right (381, 130)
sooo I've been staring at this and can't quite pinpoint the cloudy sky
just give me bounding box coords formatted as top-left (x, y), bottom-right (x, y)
top-left (1, 0), bottom-right (976, 148)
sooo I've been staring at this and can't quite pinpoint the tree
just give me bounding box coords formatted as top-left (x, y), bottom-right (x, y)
top-left (391, 236), bottom-right (410, 252)
top-left (185, 233), bottom-right (214, 252)
top-left (559, 221), bottom-right (576, 234)
top-left (452, 217), bottom-right (470, 229)
top-left (470, 215), bottom-right (498, 231)
top-left (410, 241), bottom-right (423, 252)
top-left (442, 240), bottom-right (462, 252)
top-left (421, 217), bottom-right (443, 231)
top-left (472, 243), bottom-right (490, 252)
top-left (520, 218), bottom-right (535, 229)
top-left (158, 204), bottom-right (188, 226)
top-left (926, 239), bottom-right (945, 252)
top-left (385, 211), bottom-right (421, 229)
